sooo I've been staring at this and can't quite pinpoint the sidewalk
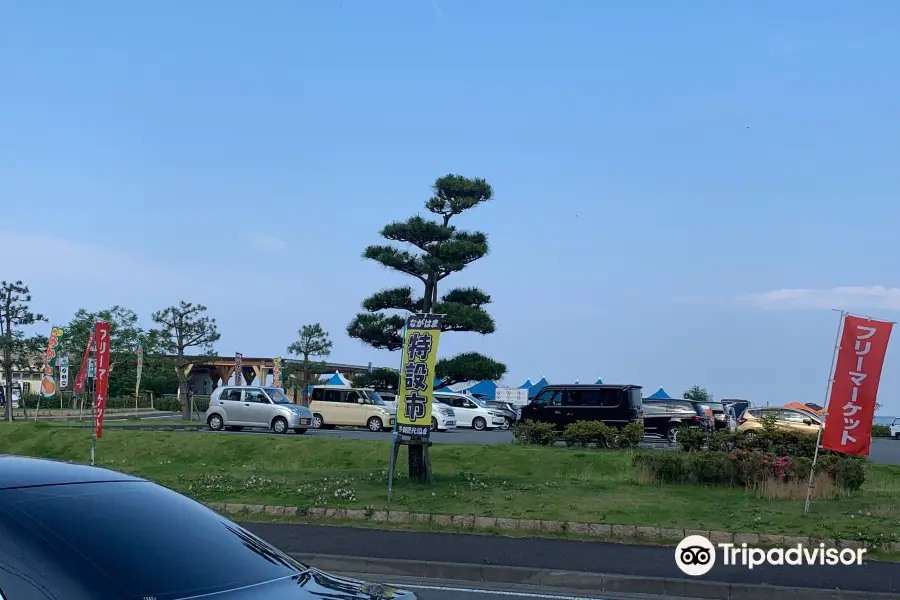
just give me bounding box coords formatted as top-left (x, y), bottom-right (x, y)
top-left (240, 522), bottom-right (899, 595)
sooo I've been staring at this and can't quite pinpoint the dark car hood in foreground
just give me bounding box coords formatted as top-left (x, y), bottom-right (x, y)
top-left (195, 568), bottom-right (415, 600)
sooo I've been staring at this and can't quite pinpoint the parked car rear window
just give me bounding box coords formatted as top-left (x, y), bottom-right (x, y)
top-left (1, 481), bottom-right (304, 599)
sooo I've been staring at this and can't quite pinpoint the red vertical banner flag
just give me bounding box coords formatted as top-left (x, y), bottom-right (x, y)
top-left (73, 332), bottom-right (94, 393)
top-left (822, 315), bottom-right (894, 456)
top-left (94, 322), bottom-right (111, 439)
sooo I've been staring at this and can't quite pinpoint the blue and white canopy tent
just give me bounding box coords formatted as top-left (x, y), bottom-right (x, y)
top-left (595, 377), bottom-right (603, 384)
top-left (461, 380), bottom-right (498, 400)
top-left (323, 371), bottom-right (351, 386)
top-left (519, 379), bottom-right (533, 389)
top-left (528, 377), bottom-right (549, 399)
top-left (645, 387), bottom-right (672, 400)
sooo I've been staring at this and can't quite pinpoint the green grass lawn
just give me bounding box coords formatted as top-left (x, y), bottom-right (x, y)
top-left (1, 423), bottom-right (899, 545)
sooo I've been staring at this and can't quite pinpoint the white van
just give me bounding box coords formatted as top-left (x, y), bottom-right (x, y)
top-left (308, 386), bottom-right (395, 432)
top-left (434, 392), bottom-right (506, 431)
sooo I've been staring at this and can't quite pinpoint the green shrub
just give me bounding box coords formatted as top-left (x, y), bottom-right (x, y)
top-left (511, 420), bottom-right (557, 445)
top-left (685, 451), bottom-right (736, 485)
top-left (677, 427), bottom-right (708, 452)
top-left (634, 449), bottom-right (866, 491)
top-left (738, 429), bottom-right (819, 458)
top-left (819, 454), bottom-right (867, 491)
top-left (617, 422), bottom-right (644, 449)
top-left (633, 453), bottom-right (689, 483)
top-left (872, 424), bottom-right (891, 438)
top-left (562, 420), bottom-right (617, 447)
top-left (707, 430), bottom-right (738, 452)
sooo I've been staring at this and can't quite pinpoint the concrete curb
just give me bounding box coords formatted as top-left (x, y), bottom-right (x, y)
top-left (291, 553), bottom-right (900, 599)
top-left (204, 502), bottom-right (899, 553)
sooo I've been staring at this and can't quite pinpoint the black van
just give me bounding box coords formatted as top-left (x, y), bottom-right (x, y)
top-left (519, 384), bottom-right (643, 431)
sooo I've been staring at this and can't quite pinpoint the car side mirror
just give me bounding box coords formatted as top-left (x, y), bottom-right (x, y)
top-left (803, 419), bottom-right (812, 425)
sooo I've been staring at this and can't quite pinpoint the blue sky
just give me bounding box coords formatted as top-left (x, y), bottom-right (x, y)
top-left (2, 1), bottom-right (899, 412)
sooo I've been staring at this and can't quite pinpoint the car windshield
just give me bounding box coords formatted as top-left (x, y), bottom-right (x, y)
top-left (799, 410), bottom-right (822, 422)
top-left (705, 402), bottom-right (725, 413)
top-left (362, 390), bottom-right (385, 405)
top-left (470, 397), bottom-right (486, 408)
top-left (263, 388), bottom-right (293, 404)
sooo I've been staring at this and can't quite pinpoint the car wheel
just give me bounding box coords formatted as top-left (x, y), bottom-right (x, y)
top-left (431, 417), bottom-right (439, 432)
top-left (293, 428), bottom-right (308, 435)
top-left (207, 414), bottom-right (224, 431)
top-left (272, 417), bottom-right (288, 434)
top-left (666, 425), bottom-right (679, 443)
top-left (894, 432), bottom-right (900, 440)
top-left (743, 430), bottom-right (757, 440)
top-left (500, 418), bottom-right (511, 430)
top-left (312, 414), bottom-right (324, 429)
top-left (367, 417), bottom-right (384, 432)
top-left (473, 417), bottom-right (487, 431)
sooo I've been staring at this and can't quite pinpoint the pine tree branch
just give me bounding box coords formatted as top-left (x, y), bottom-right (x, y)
top-left (363, 246), bottom-right (429, 281)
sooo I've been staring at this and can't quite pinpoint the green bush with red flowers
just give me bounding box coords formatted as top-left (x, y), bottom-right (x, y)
top-left (633, 449), bottom-right (865, 491)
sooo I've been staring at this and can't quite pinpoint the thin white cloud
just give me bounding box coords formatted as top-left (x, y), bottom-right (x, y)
top-left (429, 0), bottom-right (444, 19)
top-left (0, 231), bottom-right (202, 319)
top-left (243, 232), bottom-right (288, 251)
top-left (680, 286), bottom-right (900, 311)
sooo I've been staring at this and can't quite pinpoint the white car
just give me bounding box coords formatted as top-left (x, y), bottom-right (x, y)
top-left (890, 418), bottom-right (900, 439)
top-left (434, 392), bottom-right (506, 431)
top-left (377, 392), bottom-right (457, 432)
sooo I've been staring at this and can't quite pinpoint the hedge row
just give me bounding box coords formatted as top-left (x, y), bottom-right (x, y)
top-left (13, 394), bottom-right (211, 413)
top-left (873, 424), bottom-right (892, 438)
top-left (633, 450), bottom-right (866, 491)
top-left (511, 420), bottom-right (644, 449)
top-left (677, 428), bottom-right (876, 460)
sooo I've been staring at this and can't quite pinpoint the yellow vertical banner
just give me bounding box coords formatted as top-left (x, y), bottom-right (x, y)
top-left (396, 313), bottom-right (444, 437)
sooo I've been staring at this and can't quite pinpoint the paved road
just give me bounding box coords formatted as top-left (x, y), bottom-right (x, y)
top-left (240, 522), bottom-right (900, 594)
top-left (342, 574), bottom-right (647, 600)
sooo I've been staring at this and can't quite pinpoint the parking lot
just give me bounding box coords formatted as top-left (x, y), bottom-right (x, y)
top-left (84, 412), bottom-right (900, 464)
top-left (201, 423), bottom-right (900, 462)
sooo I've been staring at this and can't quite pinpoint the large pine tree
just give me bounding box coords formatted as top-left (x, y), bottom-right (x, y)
top-left (348, 173), bottom-right (507, 388)
top-left (348, 174), bottom-right (507, 482)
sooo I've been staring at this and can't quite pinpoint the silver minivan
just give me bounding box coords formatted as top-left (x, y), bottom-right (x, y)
top-left (205, 385), bottom-right (314, 434)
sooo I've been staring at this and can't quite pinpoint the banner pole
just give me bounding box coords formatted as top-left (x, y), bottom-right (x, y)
top-left (387, 323), bottom-right (408, 503)
top-left (34, 344), bottom-right (45, 423)
top-left (804, 309), bottom-right (845, 515)
top-left (89, 335), bottom-right (97, 466)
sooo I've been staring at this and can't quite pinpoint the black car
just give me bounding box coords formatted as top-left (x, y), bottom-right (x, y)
top-left (644, 399), bottom-right (715, 432)
top-left (0, 455), bottom-right (416, 600)
top-left (519, 384), bottom-right (643, 430)
top-left (642, 400), bottom-right (710, 442)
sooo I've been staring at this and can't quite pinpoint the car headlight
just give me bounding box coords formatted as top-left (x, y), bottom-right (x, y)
top-left (439, 407), bottom-right (452, 416)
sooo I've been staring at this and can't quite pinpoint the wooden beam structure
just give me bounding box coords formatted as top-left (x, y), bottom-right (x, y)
top-left (165, 355), bottom-right (380, 388)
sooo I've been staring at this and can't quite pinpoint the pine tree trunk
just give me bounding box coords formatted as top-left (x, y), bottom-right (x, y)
top-left (408, 441), bottom-right (427, 482)
top-left (178, 377), bottom-right (190, 420)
